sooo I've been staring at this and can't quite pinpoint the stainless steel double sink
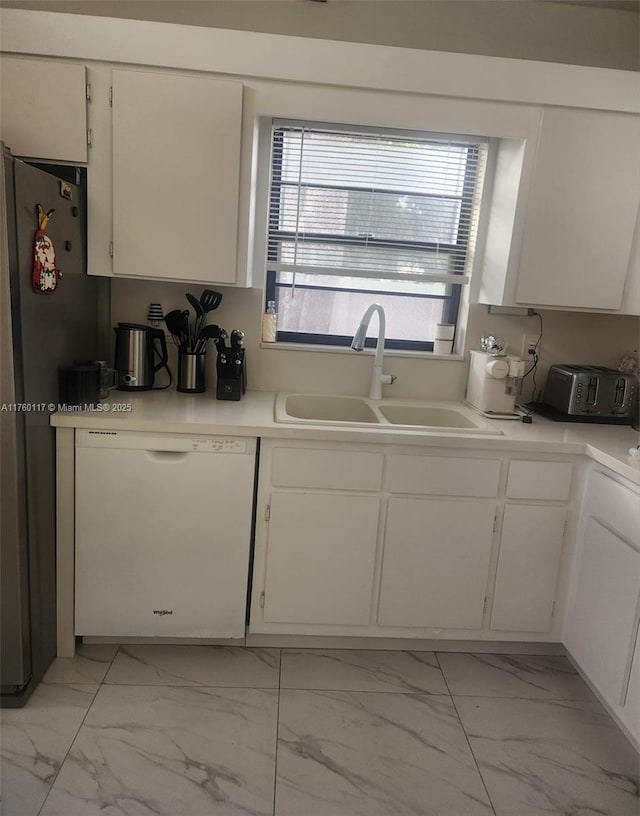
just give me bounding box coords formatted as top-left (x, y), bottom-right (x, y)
top-left (274, 393), bottom-right (502, 435)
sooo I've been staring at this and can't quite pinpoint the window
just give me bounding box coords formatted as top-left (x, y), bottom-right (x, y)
top-left (265, 120), bottom-right (488, 351)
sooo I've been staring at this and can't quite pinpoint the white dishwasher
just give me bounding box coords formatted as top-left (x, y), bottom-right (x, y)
top-left (74, 429), bottom-right (257, 639)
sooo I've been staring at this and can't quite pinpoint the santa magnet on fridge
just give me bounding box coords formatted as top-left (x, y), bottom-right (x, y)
top-left (32, 204), bottom-right (61, 293)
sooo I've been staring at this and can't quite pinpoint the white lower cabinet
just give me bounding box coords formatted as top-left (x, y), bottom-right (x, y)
top-left (250, 440), bottom-right (573, 641)
top-left (624, 629), bottom-right (640, 739)
top-left (378, 498), bottom-right (495, 629)
top-left (567, 518), bottom-right (639, 707)
top-left (262, 491), bottom-right (380, 626)
top-left (491, 504), bottom-right (566, 632)
top-left (565, 467), bottom-right (640, 744)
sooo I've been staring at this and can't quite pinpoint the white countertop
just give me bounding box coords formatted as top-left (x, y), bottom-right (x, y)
top-left (51, 390), bottom-right (640, 485)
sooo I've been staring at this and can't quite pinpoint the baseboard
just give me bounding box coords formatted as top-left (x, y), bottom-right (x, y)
top-left (82, 636), bottom-right (246, 646)
top-left (245, 633), bottom-right (565, 653)
top-left (566, 651), bottom-right (639, 754)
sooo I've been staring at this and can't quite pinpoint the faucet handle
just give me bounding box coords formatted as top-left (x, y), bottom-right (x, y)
top-left (381, 373), bottom-right (396, 386)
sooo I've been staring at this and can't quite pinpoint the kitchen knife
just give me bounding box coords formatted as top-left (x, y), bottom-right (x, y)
top-left (230, 329), bottom-right (244, 352)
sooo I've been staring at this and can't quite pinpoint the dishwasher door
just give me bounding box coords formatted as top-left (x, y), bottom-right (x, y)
top-left (74, 430), bottom-right (257, 638)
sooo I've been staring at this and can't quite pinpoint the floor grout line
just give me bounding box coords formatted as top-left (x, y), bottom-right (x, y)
top-left (272, 647), bottom-right (283, 816)
top-left (34, 642), bottom-right (119, 815)
top-left (34, 684), bottom-right (99, 816)
top-left (435, 651), bottom-right (498, 816)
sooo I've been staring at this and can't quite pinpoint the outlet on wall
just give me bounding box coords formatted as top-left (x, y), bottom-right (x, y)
top-left (521, 334), bottom-right (539, 358)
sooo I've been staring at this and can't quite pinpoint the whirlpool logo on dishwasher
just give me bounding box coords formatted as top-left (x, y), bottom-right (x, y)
top-left (153, 609), bottom-right (174, 616)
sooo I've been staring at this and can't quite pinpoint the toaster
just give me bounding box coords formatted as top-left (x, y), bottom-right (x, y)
top-left (543, 364), bottom-right (637, 421)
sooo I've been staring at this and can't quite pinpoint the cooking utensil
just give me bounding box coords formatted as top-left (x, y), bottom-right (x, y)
top-left (200, 289), bottom-right (223, 313)
top-left (164, 309), bottom-right (190, 351)
top-left (194, 324), bottom-right (227, 354)
top-left (186, 293), bottom-right (205, 345)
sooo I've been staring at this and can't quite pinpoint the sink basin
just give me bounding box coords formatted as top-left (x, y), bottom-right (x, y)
top-left (280, 394), bottom-right (380, 424)
top-left (275, 394), bottom-right (502, 435)
top-left (378, 404), bottom-right (479, 429)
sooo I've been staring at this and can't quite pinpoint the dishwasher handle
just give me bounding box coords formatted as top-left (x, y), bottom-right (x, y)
top-left (144, 450), bottom-right (190, 462)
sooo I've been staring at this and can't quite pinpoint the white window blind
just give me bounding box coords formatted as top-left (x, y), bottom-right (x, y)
top-left (265, 120), bottom-right (488, 349)
top-left (267, 122), bottom-right (488, 290)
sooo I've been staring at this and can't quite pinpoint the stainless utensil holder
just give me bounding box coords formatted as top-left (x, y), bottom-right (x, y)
top-left (177, 352), bottom-right (206, 393)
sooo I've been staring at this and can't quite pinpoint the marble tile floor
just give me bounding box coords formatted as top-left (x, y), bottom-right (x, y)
top-left (1, 646), bottom-right (638, 816)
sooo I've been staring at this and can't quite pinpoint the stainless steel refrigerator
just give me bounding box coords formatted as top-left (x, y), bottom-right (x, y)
top-left (0, 144), bottom-right (108, 706)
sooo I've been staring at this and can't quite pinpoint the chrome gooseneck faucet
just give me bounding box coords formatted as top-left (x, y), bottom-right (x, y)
top-left (351, 303), bottom-right (396, 400)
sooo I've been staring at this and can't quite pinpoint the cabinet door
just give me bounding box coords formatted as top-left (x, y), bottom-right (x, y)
top-left (515, 108), bottom-right (640, 309)
top-left (620, 205), bottom-right (639, 316)
top-left (262, 492), bottom-right (380, 626)
top-left (565, 517), bottom-right (640, 706)
top-left (111, 69), bottom-right (242, 284)
top-left (0, 56), bottom-right (87, 162)
top-left (378, 498), bottom-right (495, 629)
top-left (623, 626), bottom-right (640, 745)
top-left (491, 504), bottom-right (566, 632)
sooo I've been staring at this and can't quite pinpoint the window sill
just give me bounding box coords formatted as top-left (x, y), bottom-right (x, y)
top-left (259, 341), bottom-right (465, 361)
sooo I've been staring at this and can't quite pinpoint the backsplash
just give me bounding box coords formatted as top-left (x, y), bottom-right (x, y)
top-left (467, 307), bottom-right (639, 403)
top-left (110, 278), bottom-right (639, 402)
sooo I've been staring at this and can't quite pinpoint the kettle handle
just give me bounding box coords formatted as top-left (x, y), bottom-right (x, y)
top-left (151, 328), bottom-right (168, 371)
top-left (150, 328), bottom-right (172, 388)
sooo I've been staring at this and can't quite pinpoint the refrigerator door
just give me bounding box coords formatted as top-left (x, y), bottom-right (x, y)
top-left (1, 151), bottom-right (102, 705)
top-left (0, 149), bottom-right (32, 696)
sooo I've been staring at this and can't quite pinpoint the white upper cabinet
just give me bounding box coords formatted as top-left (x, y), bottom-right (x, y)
top-left (0, 56), bottom-right (88, 162)
top-left (619, 204), bottom-right (640, 315)
top-left (476, 107), bottom-right (640, 312)
top-left (110, 69), bottom-right (243, 285)
top-left (515, 108), bottom-right (639, 310)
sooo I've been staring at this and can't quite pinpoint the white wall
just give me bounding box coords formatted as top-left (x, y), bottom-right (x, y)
top-left (2, 0), bottom-right (638, 70)
top-left (111, 279), bottom-right (640, 401)
top-left (4, 7), bottom-right (637, 401)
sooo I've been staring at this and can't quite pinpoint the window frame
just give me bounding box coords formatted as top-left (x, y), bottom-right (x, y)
top-left (265, 120), bottom-right (485, 351)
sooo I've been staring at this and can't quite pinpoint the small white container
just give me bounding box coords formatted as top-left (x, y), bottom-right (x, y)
top-left (434, 339), bottom-right (454, 355)
top-left (435, 323), bottom-right (455, 341)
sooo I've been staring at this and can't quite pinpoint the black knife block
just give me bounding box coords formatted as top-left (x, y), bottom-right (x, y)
top-left (216, 378), bottom-right (243, 401)
top-left (216, 349), bottom-right (246, 401)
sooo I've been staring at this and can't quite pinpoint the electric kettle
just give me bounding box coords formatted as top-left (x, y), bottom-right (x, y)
top-left (113, 323), bottom-right (171, 391)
